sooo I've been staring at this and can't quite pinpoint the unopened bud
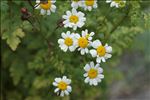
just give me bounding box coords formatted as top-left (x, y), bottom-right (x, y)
top-left (21, 8), bottom-right (28, 14)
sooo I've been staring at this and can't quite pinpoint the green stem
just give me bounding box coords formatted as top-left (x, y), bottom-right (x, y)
top-left (104, 6), bottom-right (130, 44)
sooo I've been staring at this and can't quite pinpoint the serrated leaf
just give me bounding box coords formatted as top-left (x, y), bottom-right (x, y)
top-left (6, 35), bottom-right (21, 51)
top-left (2, 28), bottom-right (25, 51)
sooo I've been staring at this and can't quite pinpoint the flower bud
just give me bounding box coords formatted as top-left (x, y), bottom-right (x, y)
top-left (21, 8), bottom-right (28, 14)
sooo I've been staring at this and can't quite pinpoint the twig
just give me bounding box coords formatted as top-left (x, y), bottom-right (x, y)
top-left (110, 7), bottom-right (130, 34)
top-left (27, 0), bottom-right (34, 9)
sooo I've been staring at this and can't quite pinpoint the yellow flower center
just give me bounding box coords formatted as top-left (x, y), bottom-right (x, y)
top-left (97, 45), bottom-right (106, 56)
top-left (40, 0), bottom-right (51, 10)
top-left (88, 68), bottom-right (98, 79)
top-left (58, 81), bottom-right (67, 90)
top-left (69, 15), bottom-right (79, 24)
top-left (78, 37), bottom-right (88, 48)
top-left (64, 37), bottom-right (73, 46)
top-left (73, 0), bottom-right (80, 2)
top-left (85, 0), bottom-right (94, 6)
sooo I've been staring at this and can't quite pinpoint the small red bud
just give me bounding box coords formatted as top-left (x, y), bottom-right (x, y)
top-left (21, 8), bottom-right (28, 14)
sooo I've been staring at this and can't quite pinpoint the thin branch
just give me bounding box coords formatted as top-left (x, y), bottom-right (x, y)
top-left (110, 8), bottom-right (130, 34)
top-left (27, 0), bottom-right (34, 9)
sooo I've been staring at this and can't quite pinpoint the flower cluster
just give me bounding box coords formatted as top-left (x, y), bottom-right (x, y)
top-left (34, 0), bottom-right (126, 15)
top-left (33, 0), bottom-right (126, 97)
top-left (56, 0), bottom-right (113, 97)
top-left (71, 0), bottom-right (98, 11)
top-left (58, 30), bottom-right (112, 63)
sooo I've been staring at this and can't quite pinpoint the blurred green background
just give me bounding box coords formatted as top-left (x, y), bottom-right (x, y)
top-left (1, 0), bottom-right (150, 100)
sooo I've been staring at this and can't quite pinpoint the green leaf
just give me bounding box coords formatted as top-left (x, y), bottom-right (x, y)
top-left (2, 28), bottom-right (25, 51)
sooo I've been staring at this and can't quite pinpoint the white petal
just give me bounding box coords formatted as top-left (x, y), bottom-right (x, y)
top-left (66, 11), bottom-right (71, 16)
top-left (61, 45), bottom-right (68, 52)
top-left (81, 49), bottom-right (85, 55)
top-left (51, 0), bottom-right (56, 3)
top-left (77, 22), bottom-right (84, 27)
top-left (51, 5), bottom-right (56, 12)
top-left (90, 32), bottom-right (95, 36)
top-left (89, 79), bottom-right (93, 85)
top-left (92, 40), bottom-right (102, 48)
top-left (60, 91), bottom-right (64, 97)
top-left (83, 73), bottom-right (88, 77)
top-left (96, 57), bottom-right (101, 63)
top-left (73, 25), bottom-right (77, 30)
top-left (105, 45), bottom-right (112, 53)
top-left (106, 0), bottom-right (112, 3)
top-left (53, 82), bottom-right (58, 86)
top-left (40, 9), bottom-right (46, 15)
top-left (36, 0), bottom-right (40, 3)
top-left (62, 15), bottom-right (69, 19)
top-left (84, 77), bottom-right (89, 83)
top-left (64, 90), bottom-right (69, 95)
top-left (85, 48), bottom-right (89, 53)
top-left (88, 37), bottom-right (92, 41)
top-left (90, 62), bottom-right (94, 68)
top-left (58, 39), bottom-right (64, 45)
top-left (61, 32), bottom-right (67, 39)
top-left (101, 57), bottom-right (106, 62)
top-left (93, 79), bottom-right (98, 86)
top-left (93, 3), bottom-right (98, 8)
top-left (65, 79), bottom-right (71, 84)
top-left (98, 74), bottom-right (104, 79)
top-left (47, 10), bottom-right (51, 15)
top-left (62, 76), bottom-right (67, 80)
top-left (54, 88), bottom-right (59, 93)
top-left (90, 49), bottom-right (97, 57)
top-left (110, 2), bottom-right (116, 7)
top-left (67, 86), bottom-right (72, 92)
top-left (84, 64), bottom-right (90, 71)
top-left (55, 78), bottom-right (61, 83)
top-left (97, 67), bottom-right (103, 73)
top-left (69, 46), bottom-right (76, 52)
top-left (75, 33), bottom-right (80, 39)
top-left (72, 8), bottom-right (77, 15)
top-left (105, 53), bottom-right (112, 59)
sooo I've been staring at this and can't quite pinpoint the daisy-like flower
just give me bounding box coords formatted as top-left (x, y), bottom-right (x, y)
top-left (84, 61), bottom-right (104, 86)
top-left (71, 0), bottom-right (83, 9)
top-left (82, 0), bottom-right (98, 11)
top-left (53, 76), bottom-right (72, 97)
top-left (62, 8), bottom-right (86, 30)
top-left (58, 31), bottom-right (77, 52)
top-left (106, 0), bottom-right (126, 8)
top-left (35, 0), bottom-right (56, 15)
top-left (75, 30), bottom-right (94, 55)
top-left (82, 29), bottom-right (95, 41)
top-left (90, 40), bottom-right (112, 63)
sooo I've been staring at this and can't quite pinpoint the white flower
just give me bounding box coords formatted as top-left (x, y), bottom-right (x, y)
top-left (62, 8), bottom-right (86, 30)
top-left (71, 0), bottom-right (83, 9)
top-left (74, 31), bottom-right (94, 55)
top-left (84, 61), bottom-right (104, 86)
top-left (53, 76), bottom-right (72, 97)
top-left (82, 0), bottom-right (98, 11)
top-left (35, 0), bottom-right (56, 15)
top-left (81, 29), bottom-right (95, 41)
top-left (90, 40), bottom-right (112, 63)
top-left (58, 31), bottom-right (77, 52)
top-left (106, 0), bottom-right (126, 8)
